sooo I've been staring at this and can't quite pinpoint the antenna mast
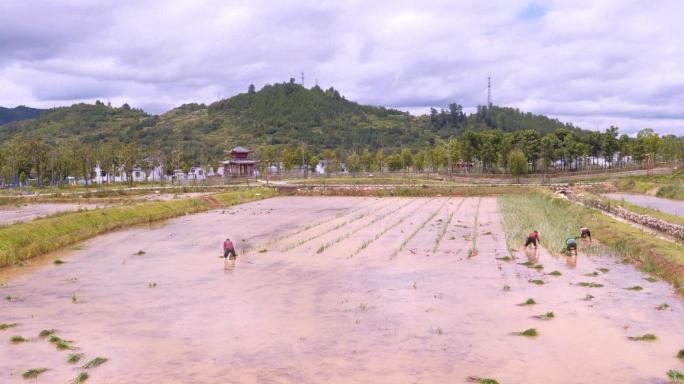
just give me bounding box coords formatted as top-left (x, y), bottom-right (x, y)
top-left (487, 76), bottom-right (492, 107)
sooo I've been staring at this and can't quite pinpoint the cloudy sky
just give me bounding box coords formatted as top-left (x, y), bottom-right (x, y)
top-left (1, 0), bottom-right (683, 135)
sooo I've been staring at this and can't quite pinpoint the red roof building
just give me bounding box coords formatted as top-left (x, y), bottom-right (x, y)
top-left (220, 146), bottom-right (257, 177)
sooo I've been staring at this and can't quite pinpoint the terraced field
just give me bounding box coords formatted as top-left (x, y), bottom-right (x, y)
top-left (1, 197), bottom-right (683, 383)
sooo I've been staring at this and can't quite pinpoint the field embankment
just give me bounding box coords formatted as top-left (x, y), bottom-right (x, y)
top-left (498, 192), bottom-right (684, 293)
top-left (286, 184), bottom-right (538, 197)
top-left (0, 188), bottom-right (275, 268)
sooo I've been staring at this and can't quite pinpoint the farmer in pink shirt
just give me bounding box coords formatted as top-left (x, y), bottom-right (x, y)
top-left (223, 238), bottom-right (237, 260)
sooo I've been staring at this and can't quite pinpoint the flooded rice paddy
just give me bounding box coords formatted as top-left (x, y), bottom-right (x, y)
top-left (604, 192), bottom-right (684, 217)
top-left (0, 203), bottom-right (104, 226)
top-left (1, 196), bottom-right (683, 383)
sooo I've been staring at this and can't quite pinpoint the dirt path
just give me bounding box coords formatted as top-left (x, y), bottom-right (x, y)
top-left (1, 197), bottom-right (683, 383)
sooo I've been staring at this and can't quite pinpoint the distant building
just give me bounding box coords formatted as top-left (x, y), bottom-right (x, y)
top-left (220, 146), bottom-right (257, 177)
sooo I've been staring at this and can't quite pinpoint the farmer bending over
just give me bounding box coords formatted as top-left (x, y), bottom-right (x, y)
top-left (524, 230), bottom-right (540, 249)
top-left (580, 227), bottom-right (592, 243)
top-left (223, 238), bottom-right (237, 260)
top-left (565, 237), bottom-right (578, 256)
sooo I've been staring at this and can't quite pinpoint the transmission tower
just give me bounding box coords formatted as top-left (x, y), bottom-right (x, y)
top-left (487, 76), bottom-right (492, 107)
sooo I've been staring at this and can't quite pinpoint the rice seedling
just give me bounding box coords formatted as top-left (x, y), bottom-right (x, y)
top-left (10, 335), bottom-right (28, 343)
top-left (625, 285), bottom-right (643, 291)
top-left (72, 372), bottom-right (89, 384)
top-left (469, 198), bottom-right (482, 258)
top-left (432, 199), bottom-right (465, 252)
top-left (392, 199), bottom-right (449, 259)
top-left (628, 333), bottom-right (657, 341)
top-left (72, 292), bottom-right (79, 303)
top-left (518, 261), bottom-right (535, 267)
top-left (517, 298), bottom-right (537, 306)
top-left (258, 248), bottom-right (267, 253)
top-left (583, 294), bottom-right (595, 301)
top-left (677, 349), bottom-right (684, 359)
top-left (584, 272), bottom-right (599, 277)
top-left (358, 303), bottom-right (368, 311)
top-left (22, 368), bottom-right (47, 379)
top-left (514, 328), bottom-right (538, 337)
top-left (5, 295), bottom-right (18, 302)
top-left (68, 353), bottom-right (84, 364)
top-left (49, 335), bottom-right (77, 350)
top-left (577, 282), bottom-right (604, 288)
top-left (502, 285), bottom-right (511, 291)
top-left (82, 357), bottom-right (108, 369)
top-left (411, 281), bottom-right (417, 290)
top-left (432, 327), bottom-right (443, 335)
top-left (0, 323), bottom-right (18, 330)
top-left (597, 267), bottom-right (610, 273)
top-left (134, 250), bottom-right (146, 255)
top-left (54, 259), bottom-right (66, 265)
top-left (528, 279), bottom-right (545, 285)
top-left (533, 312), bottom-right (555, 320)
top-left (467, 377), bottom-right (499, 384)
top-left (532, 264), bottom-right (544, 270)
top-left (547, 270), bottom-right (562, 276)
top-left (39, 329), bottom-right (56, 338)
top-left (667, 369), bottom-right (683, 382)
top-left (644, 276), bottom-right (658, 282)
top-left (496, 256), bottom-right (512, 262)
top-left (655, 303), bottom-right (670, 311)
top-left (148, 282), bottom-right (157, 288)
top-left (0, 281), bottom-right (7, 288)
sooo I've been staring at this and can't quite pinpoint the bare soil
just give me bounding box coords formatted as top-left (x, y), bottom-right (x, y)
top-left (1, 197), bottom-right (683, 383)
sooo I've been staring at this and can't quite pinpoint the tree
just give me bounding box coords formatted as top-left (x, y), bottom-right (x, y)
top-left (346, 152), bottom-right (360, 176)
top-left (386, 153), bottom-right (402, 171)
top-left (281, 146), bottom-right (295, 173)
top-left (248, 84), bottom-right (256, 94)
top-left (446, 137), bottom-right (460, 175)
top-left (360, 148), bottom-right (372, 172)
top-left (600, 126), bottom-right (619, 166)
top-left (618, 134), bottom-right (632, 166)
top-left (401, 148), bottom-right (413, 173)
top-left (508, 149), bottom-right (527, 183)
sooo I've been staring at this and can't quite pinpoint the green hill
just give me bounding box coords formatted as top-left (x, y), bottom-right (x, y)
top-left (0, 106), bottom-right (44, 125)
top-left (0, 81), bottom-right (583, 158)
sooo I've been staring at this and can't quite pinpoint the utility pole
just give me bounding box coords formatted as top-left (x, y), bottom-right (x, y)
top-left (487, 76), bottom-right (492, 107)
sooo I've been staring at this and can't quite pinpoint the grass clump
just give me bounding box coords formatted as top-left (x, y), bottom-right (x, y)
top-left (677, 349), bottom-right (684, 359)
top-left (83, 357), bottom-right (108, 369)
top-left (134, 250), bottom-right (145, 255)
top-left (496, 256), bottom-right (512, 262)
top-left (502, 285), bottom-right (511, 292)
top-left (0, 323), bottom-right (18, 330)
top-left (517, 298), bottom-right (537, 306)
top-left (597, 267), bottom-right (610, 273)
top-left (49, 335), bottom-right (77, 350)
top-left (584, 271), bottom-right (599, 277)
top-left (528, 279), bottom-right (545, 285)
top-left (514, 328), bottom-right (538, 337)
top-left (5, 295), bottom-right (18, 302)
top-left (72, 372), bottom-right (89, 384)
top-left (625, 285), bottom-right (643, 291)
top-left (628, 333), bottom-right (657, 341)
top-left (547, 270), bottom-right (562, 276)
top-left (656, 303), bottom-right (670, 311)
top-left (577, 282), bottom-right (604, 288)
top-left (10, 335), bottom-right (29, 343)
top-left (644, 276), bottom-right (658, 282)
top-left (468, 376), bottom-right (499, 384)
top-left (583, 294), bottom-right (595, 301)
top-left (667, 369), bottom-right (683, 382)
top-left (533, 312), bottom-right (555, 320)
top-left (39, 329), bottom-right (56, 338)
top-left (68, 353), bottom-right (84, 364)
top-left (54, 259), bottom-right (65, 265)
top-left (22, 368), bottom-right (48, 379)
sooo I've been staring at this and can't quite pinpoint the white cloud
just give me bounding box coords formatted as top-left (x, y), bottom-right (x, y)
top-left (0, 0), bottom-right (683, 135)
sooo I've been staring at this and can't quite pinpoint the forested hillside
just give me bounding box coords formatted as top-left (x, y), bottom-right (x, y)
top-left (0, 80), bottom-right (584, 158)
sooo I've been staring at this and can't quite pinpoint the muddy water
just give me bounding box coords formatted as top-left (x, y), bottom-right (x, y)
top-left (604, 192), bottom-right (684, 217)
top-left (0, 203), bottom-right (105, 226)
top-left (1, 197), bottom-right (683, 383)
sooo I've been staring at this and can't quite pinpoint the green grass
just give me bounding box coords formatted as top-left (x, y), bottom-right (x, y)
top-left (49, 335), bottom-right (77, 350)
top-left (68, 353), bottom-right (84, 364)
top-left (496, 256), bottom-right (512, 262)
top-left (656, 303), bottom-right (670, 311)
top-left (625, 285), bottom-right (643, 291)
top-left (583, 294), bottom-right (595, 301)
top-left (82, 357), bottom-right (108, 369)
top-left (10, 335), bottom-right (28, 343)
top-left (669, 369), bottom-right (684, 383)
top-left (584, 271), bottom-right (599, 277)
top-left (528, 279), bottom-right (545, 285)
top-left (53, 259), bottom-right (65, 265)
top-left (518, 298), bottom-right (537, 306)
top-left (547, 270), bottom-right (562, 276)
top-left (498, 191), bottom-right (684, 294)
top-left (22, 368), bottom-right (48, 379)
top-left (628, 333), bottom-right (657, 341)
top-left (72, 372), bottom-right (89, 384)
top-left (39, 329), bottom-right (56, 338)
top-left (468, 376), bottom-right (499, 384)
top-left (0, 188), bottom-right (275, 267)
top-left (515, 328), bottom-right (538, 337)
top-left (644, 276), bottom-right (658, 282)
top-left (0, 323), bottom-right (18, 330)
top-left (678, 349), bottom-right (684, 359)
top-left (577, 282), bottom-right (604, 288)
top-left (533, 312), bottom-right (555, 320)
top-left (598, 267), bottom-right (610, 273)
